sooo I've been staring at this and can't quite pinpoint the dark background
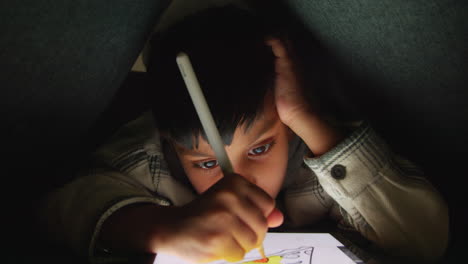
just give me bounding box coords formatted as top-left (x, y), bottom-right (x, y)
top-left (1, 0), bottom-right (466, 263)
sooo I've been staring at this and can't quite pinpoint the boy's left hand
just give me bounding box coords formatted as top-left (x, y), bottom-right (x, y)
top-left (266, 38), bottom-right (311, 129)
top-left (267, 38), bottom-right (343, 156)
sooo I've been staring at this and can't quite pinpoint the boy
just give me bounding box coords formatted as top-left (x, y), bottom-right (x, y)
top-left (38, 6), bottom-right (449, 263)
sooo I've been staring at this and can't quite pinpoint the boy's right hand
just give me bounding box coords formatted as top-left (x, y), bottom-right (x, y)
top-left (153, 172), bottom-right (283, 263)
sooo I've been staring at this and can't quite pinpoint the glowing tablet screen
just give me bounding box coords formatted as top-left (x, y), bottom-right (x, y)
top-left (154, 233), bottom-right (362, 264)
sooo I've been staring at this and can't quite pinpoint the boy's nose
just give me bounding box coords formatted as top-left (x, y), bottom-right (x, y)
top-left (233, 163), bottom-right (257, 185)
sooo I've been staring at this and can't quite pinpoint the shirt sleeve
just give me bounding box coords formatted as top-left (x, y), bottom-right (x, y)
top-left (36, 112), bottom-right (196, 263)
top-left (36, 167), bottom-right (170, 260)
top-left (303, 122), bottom-right (449, 261)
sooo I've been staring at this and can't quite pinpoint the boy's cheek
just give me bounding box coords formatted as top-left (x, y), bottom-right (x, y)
top-left (259, 146), bottom-right (289, 198)
top-left (182, 164), bottom-right (223, 194)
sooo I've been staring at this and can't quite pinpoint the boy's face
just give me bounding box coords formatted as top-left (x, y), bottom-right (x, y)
top-left (174, 94), bottom-right (290, 199)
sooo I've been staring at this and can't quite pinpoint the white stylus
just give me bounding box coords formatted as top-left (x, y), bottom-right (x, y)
top-left (176, 52), bottom-right (234, 174)
top-left (176, 52), bottom-right (268, 261)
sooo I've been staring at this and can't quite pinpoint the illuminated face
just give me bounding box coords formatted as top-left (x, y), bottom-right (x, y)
top-left (174, 94), bottom-right (290, 199)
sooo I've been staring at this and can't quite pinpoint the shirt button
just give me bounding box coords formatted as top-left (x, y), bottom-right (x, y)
top-left (331, 164), bottom-right (346, 180)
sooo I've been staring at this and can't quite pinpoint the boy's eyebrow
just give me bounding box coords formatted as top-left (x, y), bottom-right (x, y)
top-left (177, 142), bottom-right (214, 158)
top-left (250, 117), bottom-right (279, 144)
top-left (182, 149), bottom-right (213, 158)
top-left (180, 118), bottom-right (279, 158)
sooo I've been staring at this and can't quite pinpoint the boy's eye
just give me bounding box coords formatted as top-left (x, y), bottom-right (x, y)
top-left (248, 142), bottom-right (273, 156)
top-left (196, 160), bottom-right (219, 169)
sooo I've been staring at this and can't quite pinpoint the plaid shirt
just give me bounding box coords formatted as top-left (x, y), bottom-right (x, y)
top-left (38, 111), bottom-right (448, 262)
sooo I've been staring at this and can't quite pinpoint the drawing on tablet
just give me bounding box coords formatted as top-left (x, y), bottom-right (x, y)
top-left (154, 233), bottom-right (361, 264)
top-left (227, 247), bottom-right (314, 264)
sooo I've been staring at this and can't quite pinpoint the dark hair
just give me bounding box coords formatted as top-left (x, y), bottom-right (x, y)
top-left (147, 6), bottom-right (276, 149)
